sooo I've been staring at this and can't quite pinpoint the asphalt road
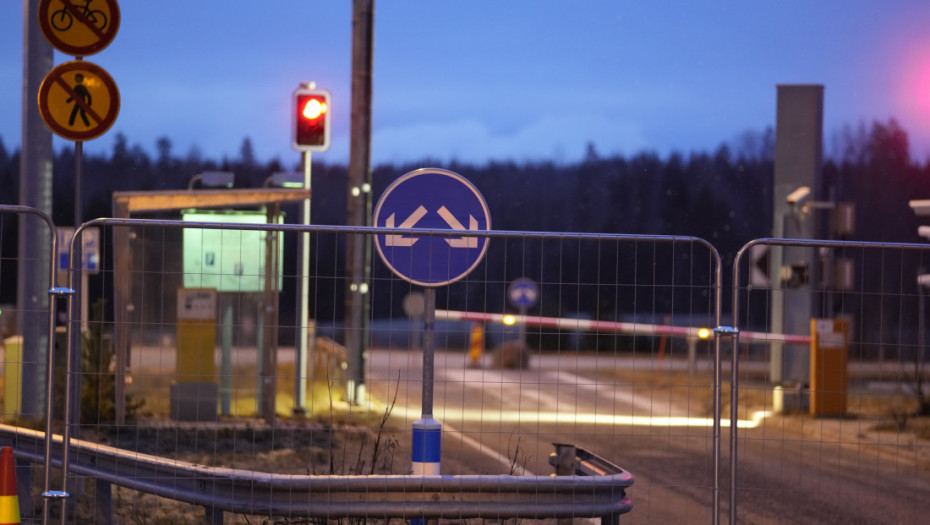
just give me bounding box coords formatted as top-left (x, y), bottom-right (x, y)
top-left (365, 349), bottom-right (930, 525)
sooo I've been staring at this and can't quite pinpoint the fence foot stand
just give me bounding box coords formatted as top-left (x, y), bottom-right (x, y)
top-left (205, 506), bottom-right (223, 525)
top-left (15, 458), bottom-right (33, 520)
top-left (95, 479), bottom-right (113, 525)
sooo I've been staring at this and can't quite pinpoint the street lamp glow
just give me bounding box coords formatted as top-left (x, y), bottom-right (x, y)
top-left (698, 328), bottom-right (711, 339)
top-left (503, 315), bottom-right (516, 326)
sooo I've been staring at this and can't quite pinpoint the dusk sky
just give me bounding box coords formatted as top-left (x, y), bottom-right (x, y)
top-left (3, 1), bottom-right (930, 167)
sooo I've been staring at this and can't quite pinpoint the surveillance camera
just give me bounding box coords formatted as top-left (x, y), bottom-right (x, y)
top-left (786, 186), bottom-right (811, 206)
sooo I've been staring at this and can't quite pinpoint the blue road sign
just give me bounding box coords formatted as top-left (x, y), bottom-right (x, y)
top-left (374, 168), bottom-right (491, 287)
top-left (508, 277), bottom-right (539, 309)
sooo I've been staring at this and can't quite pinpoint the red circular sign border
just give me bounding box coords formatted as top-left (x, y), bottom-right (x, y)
top-left (38, 60), bottom-right (120, 142)
top-left (38, 0), bottom-right (121, 57)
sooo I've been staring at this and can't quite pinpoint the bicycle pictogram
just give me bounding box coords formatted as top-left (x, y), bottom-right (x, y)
top-left (51, 0), bottom-right (108, 32)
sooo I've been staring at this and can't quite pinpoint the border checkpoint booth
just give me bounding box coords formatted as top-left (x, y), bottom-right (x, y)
top-left (110, 187), bottom-right (311, 424)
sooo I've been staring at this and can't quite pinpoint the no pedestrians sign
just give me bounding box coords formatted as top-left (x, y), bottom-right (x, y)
top-left (38, 60), bottom-right (120, 141)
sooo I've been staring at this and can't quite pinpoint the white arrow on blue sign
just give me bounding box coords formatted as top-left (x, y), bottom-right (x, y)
top-left (374, 168), bottom-right (491, 287)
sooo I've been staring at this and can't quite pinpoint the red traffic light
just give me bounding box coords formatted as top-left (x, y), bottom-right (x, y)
top-left (292, 88), bottom-right (331, 152)
top-left (301, 97), bottom-right (327, 120)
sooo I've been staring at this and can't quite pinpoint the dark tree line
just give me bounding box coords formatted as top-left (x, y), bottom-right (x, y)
top-left (1, 121), bottom-right (929, 352)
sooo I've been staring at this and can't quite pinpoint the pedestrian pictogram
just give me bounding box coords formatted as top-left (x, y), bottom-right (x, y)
top-left (38, 60), bottom-right (120, 141)
top-left (38, 0), bottom-right (120, 56)
top-left (68, 73), bottom-right (91, 126)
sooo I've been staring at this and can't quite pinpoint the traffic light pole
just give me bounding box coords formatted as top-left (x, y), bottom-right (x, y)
top-left (294, 151), bottom-right (312, 414)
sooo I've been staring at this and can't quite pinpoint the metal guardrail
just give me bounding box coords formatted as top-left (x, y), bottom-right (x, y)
top-left (550, 442), bottom-right (630, 477)
top-left (1, 424), bottom-right (633, 524)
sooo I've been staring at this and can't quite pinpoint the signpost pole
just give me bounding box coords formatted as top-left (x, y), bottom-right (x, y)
top-left (412, 287), bottom-right (441, 475)
top-left (421, 287), bottom-right (435, 418)
top-left (70, 141), bottom-right (85, 450)
top-left (75, 141), bottom-right (88, 333)
top-left (74, 141), bottom-right (82, 227)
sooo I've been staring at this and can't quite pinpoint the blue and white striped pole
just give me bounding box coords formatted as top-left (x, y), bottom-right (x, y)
top-left (412, 288), bottom-right (441, 475)
top-left (411, 417), bottom-right (441, 475)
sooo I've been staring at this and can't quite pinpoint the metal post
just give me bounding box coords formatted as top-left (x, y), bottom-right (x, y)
top-left (18, 0), bottom-right (55, 421)
top-left (112, 201), bottom-right (132, 426)
top-left (412, 287), bottom-right (441, 475)
top-left (70, 142), bottom-right (85, 443)
top-left (220, 296), bottom-right (233, 415)
top-left (771, 85), bottom-right (823, 385)
top-left (914, 276), bottom-right (927, 382)
top-left (421, 287), bottom-right (435, 418)
top-left (294, 151), bottom-right (311, 414)
top-left (261, 206), bottom-right (280, 424)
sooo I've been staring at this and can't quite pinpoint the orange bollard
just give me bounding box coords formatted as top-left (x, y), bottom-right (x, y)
top-left (0, 446), bottom-right (20, 525)
top-left (468, 323), bottom-right (485, 367)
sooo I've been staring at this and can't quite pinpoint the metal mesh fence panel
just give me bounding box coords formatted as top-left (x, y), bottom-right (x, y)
top-left (729, 239), bottom-right (930, 525)
top-left (32, 219), bottom-right (718, 523)
top-left (6, 210), bottom-right (929, 524)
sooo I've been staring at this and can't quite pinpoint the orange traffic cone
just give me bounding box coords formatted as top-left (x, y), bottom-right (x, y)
top-left (0, 447), bottom-right (20, 525)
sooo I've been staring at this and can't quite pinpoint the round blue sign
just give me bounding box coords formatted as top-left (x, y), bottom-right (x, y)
top-left (508, 277), bottom-right (539, 309)
top-left (374, 168), bottom-right (491, 287)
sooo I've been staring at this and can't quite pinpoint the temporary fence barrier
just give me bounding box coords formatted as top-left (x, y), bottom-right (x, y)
top-left (729, 237), bottom-right (930, 525)
top-left (42, 217), bottom-right (722, 524)
top-left (2, 206), bottom-right (928, 524)
top-left (0, 205), bottom-right (74, 523)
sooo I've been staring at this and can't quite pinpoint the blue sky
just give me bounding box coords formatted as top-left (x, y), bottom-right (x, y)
top-left (3, 1), bottom-right (930, 167)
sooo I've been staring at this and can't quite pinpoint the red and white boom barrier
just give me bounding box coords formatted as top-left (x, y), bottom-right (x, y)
top-left (434, 310), bottom-right (812, 345)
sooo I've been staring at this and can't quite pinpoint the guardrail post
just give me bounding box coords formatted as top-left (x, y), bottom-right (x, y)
top-left (551, 443), bottom-right (577, 525)
top-left (551, 443), bottom-right (577, 476)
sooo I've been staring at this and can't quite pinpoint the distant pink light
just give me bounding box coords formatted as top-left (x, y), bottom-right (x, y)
top-left (892, 45), bottom-right (930, 158)
top-left (900, 50), bottom-right (930, 118)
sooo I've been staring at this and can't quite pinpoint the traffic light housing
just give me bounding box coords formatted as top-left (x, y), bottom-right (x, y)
top-left (292, 87), bottom-right (331, 152)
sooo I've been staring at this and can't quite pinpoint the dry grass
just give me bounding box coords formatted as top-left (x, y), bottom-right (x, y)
top-left (28, 358), bottom-right (414, 524)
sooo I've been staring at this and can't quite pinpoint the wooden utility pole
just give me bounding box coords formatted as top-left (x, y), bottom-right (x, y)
top-left (344, 0), bottom-right (374, 404)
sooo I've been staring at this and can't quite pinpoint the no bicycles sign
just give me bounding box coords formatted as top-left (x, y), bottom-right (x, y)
top-left (38, 0), bottom-right (121, 56)
top-left (37, 0), bottom-right (121, 142)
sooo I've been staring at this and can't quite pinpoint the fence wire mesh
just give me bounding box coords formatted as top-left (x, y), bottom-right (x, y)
top-left (730, 238), bottom-right (930, 524)
top-left (7, 216), bottom-right (715, 523)
top-left (2, 208), bottom-right (929, 524)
